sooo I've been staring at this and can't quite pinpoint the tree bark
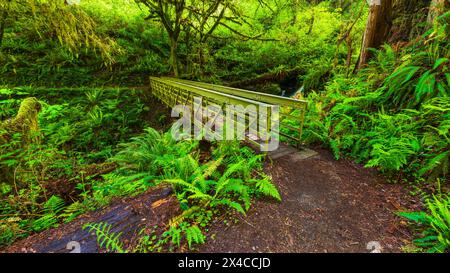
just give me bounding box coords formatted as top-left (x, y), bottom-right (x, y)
top-left (170, 38), bottom-right (179, 78)
top-left (357, 0), bottom-right (393, 69)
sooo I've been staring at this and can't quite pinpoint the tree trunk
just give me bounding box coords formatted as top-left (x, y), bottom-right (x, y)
top-left (358, 0), bottom-right (393, 69)
top-left (170, 38), bottom-right (179, 78)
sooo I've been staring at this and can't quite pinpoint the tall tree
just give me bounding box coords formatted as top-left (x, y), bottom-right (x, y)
top-left (136, 0), bottom-right (187, 77)
top-left (357, 0), bottom-right (393, 69)
top-left (137, 0), bottom-right (254, 77)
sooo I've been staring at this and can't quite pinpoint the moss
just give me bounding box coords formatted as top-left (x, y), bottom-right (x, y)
top-left (0, 97), bottom-right (41, 144)
top-left (0, 97), bottom-right (42, 183)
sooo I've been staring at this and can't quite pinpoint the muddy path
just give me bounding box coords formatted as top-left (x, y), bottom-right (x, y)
top-left (2, 146), bottom-right (417, 253)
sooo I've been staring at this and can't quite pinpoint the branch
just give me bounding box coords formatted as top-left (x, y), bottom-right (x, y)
top-left (218, 23), bottom-right (278, 41)
top-left (203, 6), bottom-right (227, 41)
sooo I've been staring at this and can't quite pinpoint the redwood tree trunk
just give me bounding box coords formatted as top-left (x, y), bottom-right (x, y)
top-left (358, 0), bottom-right (393, 69)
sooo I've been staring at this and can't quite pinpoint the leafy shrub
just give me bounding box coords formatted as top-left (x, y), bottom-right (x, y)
top-left (0, 87), bottom-right (152, 247)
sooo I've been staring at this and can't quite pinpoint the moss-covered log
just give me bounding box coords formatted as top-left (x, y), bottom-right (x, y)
top-left (228, 67), bottom-right (304, 89)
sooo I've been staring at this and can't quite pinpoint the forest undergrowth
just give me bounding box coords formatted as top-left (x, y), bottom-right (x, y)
top-left (0, 0), bottom-right (448, 253)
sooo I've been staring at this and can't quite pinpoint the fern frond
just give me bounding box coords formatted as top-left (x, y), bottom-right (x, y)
top-left (169, 206), bottom-right (201, 228)
top-left (83, 222), bottom-right (125, 253)
top-left (212, 198), bottom-right (246, 215)
top-left (44, 195), bottom-right (65, 214)
top-left (251, 175), bottom-right (281, 202)
top-left (185, 225), bottom-right (205, 248)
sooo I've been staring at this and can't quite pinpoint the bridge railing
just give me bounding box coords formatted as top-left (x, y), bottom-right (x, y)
top-left (150, 77), bottom-right (307, 148)
top-left (162, 78), bottom-right (307, 148)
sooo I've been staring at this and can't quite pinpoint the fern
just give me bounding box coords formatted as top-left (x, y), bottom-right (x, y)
top-left (212, 198), bottom-right (246, 215)
top-left (399, 194), bottom-right (450, 253)
top-left (419, 151), bottom-right (450, 178)
top-left (83, 222), bottom-right (126, 253)
top-left (185, 225), bottom-right (205, 248)
top-left (380, 19), bottom-right (449, 110)
top-left (31, 196), bottom-right (65, 232)
top-left (85, 89), bottom-right (104, 107)
top-left (44, 195), bottom-right (66, 214)
top-left (32, 214), bottom-right (59, 232)
top-left (169, 206), bottom-right (201, 228)
top-left (60, 202), bottom-right (88, 223)
top-left (164, 225), bottom-right (183, 247)
top-left (251, 174), bottom-right (281, 202)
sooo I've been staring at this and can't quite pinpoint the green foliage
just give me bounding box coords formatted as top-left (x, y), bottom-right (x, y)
top-left (292, 12), bottom-right (449, 253)
top-left (0, 89), bottom-right (281, 249)
top-left (113, 130), bottom-right (281, 250)
top-left (163, 223), bottom-right (206, 249)
top-left (300, 18), bottom-right (450, 182)
top-left (380, 31), bottom-right (449, 110)
top-left (107, 128), bottom-right (281, 250)
top-left (0, 0), bottom-right (447, 255)
top-left (0, 0), bottom-right (167, 86)
top-left (210, 2), bottom-right (345, 89)
top-left (399, 193), bottom-right (450, 253)
top-left (83, 222), bottom-right (126, 253)
top-left (363, 112), bottom-right (421, 171)
top-left (0, 0), bottom-right (356, 87)
top-left (112, 127), bottom-right (198, 175)
top-left (32, 196), bottom-right (66, 232)
top-left (0, 88), bottom-right (153, 247)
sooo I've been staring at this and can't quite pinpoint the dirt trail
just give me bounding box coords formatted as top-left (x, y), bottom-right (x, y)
top-left (199, 146), bottom-right (416, 253)
top-left (2, 146), bottom-right (416, 253)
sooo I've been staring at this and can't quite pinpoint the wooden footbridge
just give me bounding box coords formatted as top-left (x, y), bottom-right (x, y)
top-left (149, 77), bottom-right (307, 149)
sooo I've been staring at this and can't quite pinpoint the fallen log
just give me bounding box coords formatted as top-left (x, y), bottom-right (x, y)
top-left (2, 186), bottom-right (180, 253)
top-left (228, 67), bottom-right (303, 88)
